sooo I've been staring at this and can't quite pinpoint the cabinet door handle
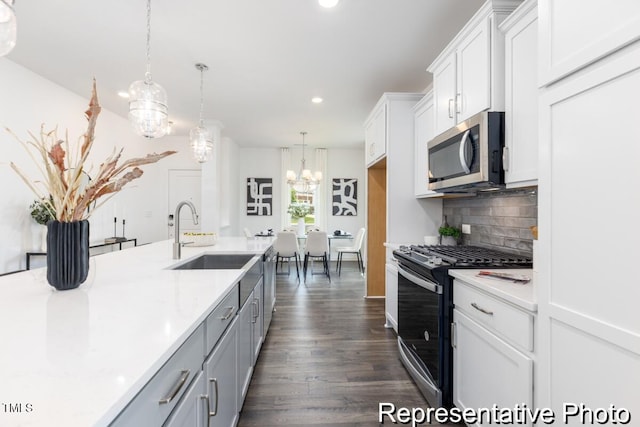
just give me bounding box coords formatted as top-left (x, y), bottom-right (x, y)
top-left (471, 302), bottom-right (494, 316)
top-left (451, 322), bottom-right (456, 349)
top-left (158, 369), bottom-right (190, 404)
top-left (448, 99), bottom-right (454, 118)
top-left (502, 146), bottom-right (509, 171)
top-left (251, 301), bottom-right (258, 323)
top-left (219, 306), bottom-right (235, 320)
top-left (208, 378), bottom-right (219, 417)
top-left (456, 93), bottom-right (462, 114)
top-left (200, 394), bottom-right (211, 427)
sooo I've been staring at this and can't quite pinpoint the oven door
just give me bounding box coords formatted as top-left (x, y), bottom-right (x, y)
top-left (397, 263), bottom-right (444, 407)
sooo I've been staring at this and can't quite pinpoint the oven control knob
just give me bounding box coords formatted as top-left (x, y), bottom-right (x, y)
top-left (424, 331), bottom-right (430, 342)
top-left (428, 257), bottom-right (442, 265)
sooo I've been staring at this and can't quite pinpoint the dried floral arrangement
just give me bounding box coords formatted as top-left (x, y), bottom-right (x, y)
top-left (7, 80), bottom-right (176, 222)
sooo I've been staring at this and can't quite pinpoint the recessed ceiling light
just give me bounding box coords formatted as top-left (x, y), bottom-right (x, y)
top-left (118, 91), bottom-right (129, 98)
top-left (319, 0), bottom-right (339, 8)
top-left (311, 97), bottom-right (323, 104)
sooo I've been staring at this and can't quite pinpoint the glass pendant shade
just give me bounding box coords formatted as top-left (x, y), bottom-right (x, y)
top-left (190, 125), bottom-right (213, 163)
top-left (128, 77), bottom-right (169, 138)
top-left (0, 0), bottom-right (17, 57)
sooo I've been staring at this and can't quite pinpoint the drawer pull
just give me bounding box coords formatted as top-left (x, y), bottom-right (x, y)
top-left (158, 369), bottom-right (190, 404)
top-left (219, 306), bottom-right (235, 321)
top-left (471, 302), bottom-right (494, 316)
top-left (208, 378), bottom-right (219, 417)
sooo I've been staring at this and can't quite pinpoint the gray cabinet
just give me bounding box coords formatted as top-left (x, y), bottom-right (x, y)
top-left (163, 372), bottom-right (207, 427)
top-left (204, 317), bottom-right (239, 427)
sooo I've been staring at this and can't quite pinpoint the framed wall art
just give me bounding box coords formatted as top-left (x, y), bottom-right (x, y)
top-left (247, 178), bottom-right (272, 216)
top-left (332, 178), bottom-right (357, 216)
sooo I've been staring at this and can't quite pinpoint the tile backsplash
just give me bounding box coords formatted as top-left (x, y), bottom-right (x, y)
top-left (442, 188), bottom-right (537, 255)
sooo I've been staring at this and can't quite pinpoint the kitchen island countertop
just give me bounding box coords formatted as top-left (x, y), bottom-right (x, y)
top-left (0, 236), bottom-right (275, 427)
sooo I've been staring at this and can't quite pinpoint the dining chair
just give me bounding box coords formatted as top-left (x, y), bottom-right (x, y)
top-left (303, 230), bottom-right (330, 282)
top-left (335, 227), bottom-right (366, 276)
top-left (273, 231), bottom-right (300, 278)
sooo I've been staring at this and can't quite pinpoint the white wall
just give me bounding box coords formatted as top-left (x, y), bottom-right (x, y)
top-left (0, 59), bottom-right (196, 274)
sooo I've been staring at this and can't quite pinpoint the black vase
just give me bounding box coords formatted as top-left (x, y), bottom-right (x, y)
top-left (46, 220), bottom-right (90, 290)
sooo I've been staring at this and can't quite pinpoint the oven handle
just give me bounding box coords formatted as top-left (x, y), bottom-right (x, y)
top-left (398, 265), bottom-right (442, 294)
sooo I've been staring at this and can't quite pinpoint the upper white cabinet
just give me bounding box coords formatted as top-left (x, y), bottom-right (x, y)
top-left (364, 102), bottom-right (387, 166)
top-left (501, 0), bottom-right (538, 188)
top-left (413, 91), bottom-right (440, 198)
top-left (428, 0), bottom-right (522, 136)
top-left (538, 0), bottom-right (640, 87)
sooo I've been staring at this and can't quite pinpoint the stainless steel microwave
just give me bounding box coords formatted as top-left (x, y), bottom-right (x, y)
top-left (428, 111), bottom-right (504, 192)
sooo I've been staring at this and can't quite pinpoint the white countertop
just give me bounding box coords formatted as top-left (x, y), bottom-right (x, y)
top-left (0, 236), bottom-right (275, 427)
top-left (449, 268), bottom-right (537, 312)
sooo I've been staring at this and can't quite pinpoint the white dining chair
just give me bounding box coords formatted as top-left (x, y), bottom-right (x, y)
top-left (335, 228), bottom-right (366, 276)
top-left (273, 231), bottom-right (300, 278)
top-left (303, 230), bottom-right (330, 282)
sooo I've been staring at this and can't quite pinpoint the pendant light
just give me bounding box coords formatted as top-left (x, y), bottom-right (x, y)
top-left (128, 0), bottom-right (168, 138)
top-left (0, 0), bottom-right (17, 56)
top-left (190, 63), bottom-right (213, 163)
top-left (287, 132), bottom-right (322, 193)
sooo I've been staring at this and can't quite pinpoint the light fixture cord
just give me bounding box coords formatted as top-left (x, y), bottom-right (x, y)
top-left (199, 67), bottom-right (205, 126)
top-left (145, 0), bottom-right (152, 82)
top-left (301, 132), bottom-right (307, 169)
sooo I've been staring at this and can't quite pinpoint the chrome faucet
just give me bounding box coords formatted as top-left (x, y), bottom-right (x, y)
top-left (173, 200), bottom-right (199, 259)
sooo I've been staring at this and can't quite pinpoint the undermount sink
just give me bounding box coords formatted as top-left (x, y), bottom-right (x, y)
top-left (171, 254), bottom-right (257, 270)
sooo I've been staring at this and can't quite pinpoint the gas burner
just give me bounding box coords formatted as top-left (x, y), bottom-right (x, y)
top-left (407, 245), bottom-right (532, 268)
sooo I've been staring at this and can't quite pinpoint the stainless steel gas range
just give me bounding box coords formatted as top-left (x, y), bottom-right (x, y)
top-left (392, 245), bottom-right (532, 408)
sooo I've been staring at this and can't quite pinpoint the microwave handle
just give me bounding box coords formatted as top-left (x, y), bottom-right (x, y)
top-left (458, 129), bottom-right (472, 174)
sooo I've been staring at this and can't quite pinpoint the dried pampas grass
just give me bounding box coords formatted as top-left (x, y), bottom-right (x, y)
top-left (8, 79), bottom-right (176, 222)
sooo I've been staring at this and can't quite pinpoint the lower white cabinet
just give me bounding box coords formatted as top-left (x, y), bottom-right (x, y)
top-left (204, 317), bottom-right (239, 427)
top-left (452, 278), bottom-right (535, 426)
top-left (384, 262), bottom-right (398, 332)
top-left (453, 310), bottom-right (533, 426)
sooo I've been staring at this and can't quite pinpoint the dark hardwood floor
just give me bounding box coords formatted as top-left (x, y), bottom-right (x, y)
top-left (237, 262), bottom-right (429, 426)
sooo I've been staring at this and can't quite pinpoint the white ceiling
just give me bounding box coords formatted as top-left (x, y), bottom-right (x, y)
top-left (7, 0), bottom-right (485, 148)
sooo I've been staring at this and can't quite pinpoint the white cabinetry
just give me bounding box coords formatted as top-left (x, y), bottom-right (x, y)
top-left (537, 9), bottom-right (640, 416)
top-left (364, 102), bottom-right (387, 166)
top-left (538, 0), bottom-right (640, 86)
top-left (452, 279), bottom-right (534, 425)
top-left (413, 91), bottom-right (439, 198)
top-left (501, 0), bottom-right (538, 188)
top-left (384, 262), bottom-right (398, 332)
top-left (428, 0), bottom-right (522, 136)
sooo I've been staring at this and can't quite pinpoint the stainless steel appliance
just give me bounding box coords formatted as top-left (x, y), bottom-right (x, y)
top-left (392, 245), bottom-right (532, 408)
top-left (428, 111), bottom-right (504, 192)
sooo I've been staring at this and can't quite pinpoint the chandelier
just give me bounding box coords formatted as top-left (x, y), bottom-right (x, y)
top-left (0, 0), bottom-right (17, 56)
top-left (190, 63), bottom-right (213, 163)
top-left (128, 0), bottom-right (168, 138)
top-left (287, 131), bottom-right (322, 193)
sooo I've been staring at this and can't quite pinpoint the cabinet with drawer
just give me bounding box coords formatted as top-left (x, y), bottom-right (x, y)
top-left (110, 324), bottom-right (205, 427)
top-left (452, 277), bottom-right (535, 425)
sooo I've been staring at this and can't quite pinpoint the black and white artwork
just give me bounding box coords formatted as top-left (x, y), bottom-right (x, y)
top-left (247, 178), bottom-right (272, 216)
top-left (332, 178), bottom-right (357, 216)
